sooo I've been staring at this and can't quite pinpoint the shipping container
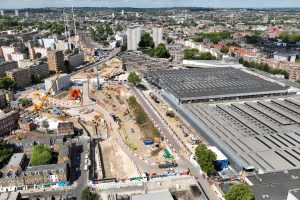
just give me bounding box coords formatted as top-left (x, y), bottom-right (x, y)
top-left (143, 140), bottom-right (154, 145)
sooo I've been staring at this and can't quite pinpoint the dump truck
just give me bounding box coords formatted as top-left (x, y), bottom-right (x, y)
top-left (158, 161), bottom-right (178, 168)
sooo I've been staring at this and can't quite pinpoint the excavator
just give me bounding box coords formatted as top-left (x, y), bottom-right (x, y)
top-left (33, 71), bottom-right (61, 111)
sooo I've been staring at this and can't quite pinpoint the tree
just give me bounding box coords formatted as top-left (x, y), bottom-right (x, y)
top-left (0, 77), bottom-right (16, 90)
top-left (246, 35), bottom-right (259, 44)
top-left (220, 46), bottom-right (229, 54)
top-left (0, 139), bottom-right (14, 166)
top-left (30, 144), bottom-right (55, 166)
top-left (63, 60), bottom-right (72, 73)
top-left (128, 72), bottom-right (141, 85)
top-left (195, 144), bottom-right (216, 175)
top-left (121, 44), bottom-right (127, 52)
top-left (152, 129), bottom-right (160, 137)
top-left (115, 24), bottom-right (123, 32)
top-left (41, 120), bottom-right (49, 133)
top-left (199, 52), bottom-right (216, 60)
top-left (167, 37), bottom-right (174, 44)
top-left (225, 184), bottom-right (254, 200)
top-left (19, 98), bottom-right (32, 107)
top-left (139, 32), bottom-right (154, 48)
top-left (81, 188), bottom-right (92, 200)
top-left (31, 74), bottom-right (42, 84)
top-left (35, 52), bottom-right (42, 59)
top-left (183, 48), bottom-right (200, 60)
top-left (64, 49), bottom-right (72, 55)
top-left (153, 43), bottom-right (170, 58)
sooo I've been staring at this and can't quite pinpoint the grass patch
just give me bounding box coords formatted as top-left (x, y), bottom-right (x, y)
top-left (127, 96), bottom-right (160, 139)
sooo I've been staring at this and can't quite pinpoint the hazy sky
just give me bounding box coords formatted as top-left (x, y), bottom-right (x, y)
top-left (2, 0), bottom-right (300, 9)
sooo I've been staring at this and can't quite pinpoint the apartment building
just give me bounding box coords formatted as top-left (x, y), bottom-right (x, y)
top-left (47, 50), bottom-right (64, 73)
top-left (45, 73), bottom-right (70, 93)
top-left (67, 52), bottom-right (84, 67)
top-left (6, 68), bottom-right (31, 88)
top-left (126, 25), bottom-right (141, 51)
top-left (152, 26), bottom-right (163, 47)
top-left (57, 122), bottom-right (75, 135)
top-left (0, 110), bottom-right (20, 136)
top-left (0, 61), bottom-right (18, 77)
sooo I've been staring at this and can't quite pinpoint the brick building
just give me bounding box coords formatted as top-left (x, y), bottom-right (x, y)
top-left (47, 50), bottom-right (64, 73)
top-left (0, 110), bottom-right (20, 136)
top-left (6, 68), bottom-right (31, 88)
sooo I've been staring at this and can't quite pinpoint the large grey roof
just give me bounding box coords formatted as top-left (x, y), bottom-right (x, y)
top-left (146, 67), bottom-right (289, 101)
top-left (132, 191), bottom-right (173, 200)
top-left (247, 169), bottom-right (300, 200)
top-left (7, 153), bottom-right (24, 167)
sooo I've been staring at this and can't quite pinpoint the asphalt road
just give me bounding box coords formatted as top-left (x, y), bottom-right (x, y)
top-left (130, 85), bottom-right (219, 200)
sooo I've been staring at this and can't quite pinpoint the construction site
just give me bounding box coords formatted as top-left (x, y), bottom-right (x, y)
top-left (15, 57), bottom-right (180, 180)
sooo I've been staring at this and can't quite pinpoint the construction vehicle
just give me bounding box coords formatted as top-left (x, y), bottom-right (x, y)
top-left (163, 148), bottom-right (174, 159)
top-left (16, 133), bottom-right (22, 140)
top-left (166, 108), bottom-right (175, 118)
top-left (158, 161), bottom-right (178, 168)
top-left (33, 71), bottom-right (61, 111)
top-left (123, 108), bottom-right (129, 116)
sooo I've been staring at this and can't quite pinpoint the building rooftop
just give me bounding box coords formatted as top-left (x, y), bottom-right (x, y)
top-left (146, 67), bottom-right (289, 102)
top-left (165, 94), bottom-right (300, 173)
top-left (6, 153), bottom-right (24, 168)
top-left (289, 189), bottom-right (300, 199)
top-left (26, 163), bottom-right (66, 173)
top-left (132, 191), bottom-right (173, 200)
top-left (246, 168), bottom-right (300, 200)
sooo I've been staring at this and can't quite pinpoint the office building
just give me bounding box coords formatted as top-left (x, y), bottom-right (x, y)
top-left (0, 61), bottom-right (18, 77)
top-left (67, 52), bottom-right (84, 67)
top-left (0, 90), bottom-right (12, 109)
top-left (126, 25), bottom-right (141, 51)
top-left (47, 50), bottom-right (64, 73)
top-left (0, 110), bottom-right (20, 136)
top-left (121, 10), bottom-right (124, 16)
top-left (152, 26), bottom-right (163, 47)
top-left (0, 10), bottom-right (4, 16)
top-left (15, 10), bottom-right (18, 17)
top-left (45, 73), bottom-right (70, 93)
top-left (6, 68), bottom-right (31, 88)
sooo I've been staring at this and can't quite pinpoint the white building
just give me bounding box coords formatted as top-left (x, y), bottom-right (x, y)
top-left (126, 25), bottom-right (141, 51)
top-left (121, 10), bottom-right (124, 16)
top-left (115, 32), bottom-right (126, 45)
top-left (152, 26), bottom-right (163, 47)
top-left (67, 52), bottom-right (84, 67)
top-left (15, 10), bottom-right (19, 17)
top-left (11, 53), bottom-right (27, 62)
top-left (45, 73), bottom-right (70, 93)
top-left (0, 10), bottom-right (4, 16)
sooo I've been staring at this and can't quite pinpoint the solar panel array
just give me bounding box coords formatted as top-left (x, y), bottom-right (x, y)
top-left (184, 97), bottom-right (300, 172)
top-left (146, 67), bottom-right (289, 101)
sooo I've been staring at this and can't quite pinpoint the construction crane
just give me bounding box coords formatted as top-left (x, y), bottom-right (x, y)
top-left (34, 71), bottom-right (61, 111)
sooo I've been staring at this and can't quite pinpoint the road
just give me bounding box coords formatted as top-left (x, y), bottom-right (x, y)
top-left (130, 85), bottom-right (219, 200)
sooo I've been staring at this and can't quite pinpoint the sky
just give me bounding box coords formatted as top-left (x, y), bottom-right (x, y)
top-left (1, 0), bottom-right (300, 9)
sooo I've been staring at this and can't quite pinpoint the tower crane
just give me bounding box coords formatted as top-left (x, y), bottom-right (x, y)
top-left (33, 71), bottom-right (61, 111)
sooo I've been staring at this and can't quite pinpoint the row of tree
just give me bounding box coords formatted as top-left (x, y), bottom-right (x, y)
top-left (239, 57), bottom-right (289, 79)
top-left (183, 48), bottom-right (216, 60)
top-left (193, 31), bottom-right (231, 44)
top-left (139, 33), bottom-right (170, 58)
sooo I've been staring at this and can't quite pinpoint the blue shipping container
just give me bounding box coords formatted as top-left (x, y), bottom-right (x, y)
top-left (213, 159), bottom-right (229, 171)
top-left (143, 140), bottom-right (154, 145)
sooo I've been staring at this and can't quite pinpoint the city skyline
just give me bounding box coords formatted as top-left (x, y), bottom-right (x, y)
top-left (2, 0), bottom-right (300, 9)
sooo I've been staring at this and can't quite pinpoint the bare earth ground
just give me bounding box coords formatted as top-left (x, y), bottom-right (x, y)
top-left (101, 137), bottom-right (139, 179)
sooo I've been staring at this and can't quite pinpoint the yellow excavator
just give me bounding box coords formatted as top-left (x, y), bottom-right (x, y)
top-left (33, 71), bottom-right (61, 111)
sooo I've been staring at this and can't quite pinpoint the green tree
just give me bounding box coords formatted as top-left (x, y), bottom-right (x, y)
top-left (19, 98), bottom-right (32, 107)
top-left (199, 52), bottom-right (216, 60)
top-left (195, 144), bottom-right (216, 175)
top-left (35, 52), bottom-right (42, 59)
top-left (0, 139), bottom-right (14, 165)
top-left (153, 44), bottom-right (170, 58)
top-left (81, 188), bottom-right (92, 200)
top-left (127, 96), bottom-right (137, 107)
top-left (0, 77), bottom-right (16, 90)
top-left (220, 46), bottom-right (229, 54)
top-left (225, 184), bottom-right (254, 200)
top-left (128, 72), bottom-right (141, 85)
top-left (246, 35), bottom-right (259, 44)
top-left (183, 48), bottom-right (200, 60)
top-left (115, 24), bottom-right (123, 32)
top-left (64, 49), bottom-right (72, 55)
top-left (139, 32), bottom-right (155, 48)
top-left (121, 44), bottom-right (127, 52)
top-left (30, 144), bottom-right (55, 166)
top-left (152, 129), bottom-right (160, 137)
top-left (31, 74), bottom-right (42, 84)
top-left (41, 120), bottom-right (50, 133)
top-left (167, 37), bottom-right (174, 44)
